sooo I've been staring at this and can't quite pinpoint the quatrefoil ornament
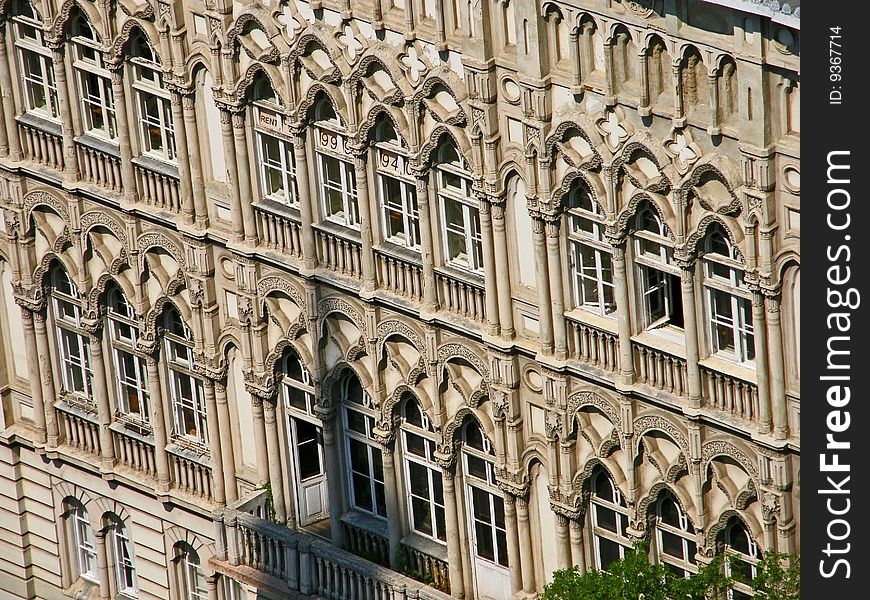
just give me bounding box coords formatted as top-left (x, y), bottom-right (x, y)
top-left (336, 24), bottom-right (364, 63)
top-left (596, 110), bottom-right (629, 152)
top-left (399, 44), bottom-right (428, 85)
top-left (664, 129), bottom-right (700, 175)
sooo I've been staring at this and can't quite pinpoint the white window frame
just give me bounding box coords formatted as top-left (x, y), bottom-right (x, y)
top-left (181, 549), bottom-right (208, 600)
top-left (462, 422), bottom-right (509, 568)
top-left (654, 495), bottom-right (698, 578)
top-left (313, 101), bottom-right (358, 228)
top-left (107, 287), bottom-right (149, 424)
top-left (12, 1), bottom-right (59, 119)
top-left (164, 312), bottom-right (207, 446)
top-left (703, 231), bottom-right (754, 365)
top-left (341, 376), bottom-right (386, 518)
top-left (129, 34), bottom-right (174, 162)
top-left (70, 14), bottom-right (116, 140)
top-left (589, 470), bottom-right (631, 570)
top-left (51, 269), bottom-right (93, 401)
top-left (436, 148), bottom-right (482, 272)
top-left (723, 520), bottom-right (759, 600)
top-left (112, 519), bottom-right (137, 596)
top-left (253, 81), bottom-right (298, 207)
top-left (400, 398), bottom-right (446, 542)
top-left (70, 504), bottom-right (98, 582)
top-left (633, 206), bottom-right (682, 330)
top-left (375, 122), bottom-right (420, 250)
top-left (567, 187), bottom-right (615, 316)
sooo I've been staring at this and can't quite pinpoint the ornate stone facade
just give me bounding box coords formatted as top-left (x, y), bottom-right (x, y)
top-left (0, 0), bottom-right (799, 599)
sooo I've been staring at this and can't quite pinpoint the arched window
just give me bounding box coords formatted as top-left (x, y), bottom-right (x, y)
top-left (12, 0), bottom-right (58, 118)
top-left (281, 353), bottom-right (328, 525)
top-left (50, 267), bottom-right (93, 401)
top-left (722, 520), bottom-right (759, 599)
top-left (176, 545), bottom-right (207, 600)
top-left (633, 204), bottom-right (683, 330)
top-left (462, 421), bottom-right (508, 568)
top-left (253, 75), bottom-right (297, 207)
top-left (654, 493), bottom-right (697, 577)
top-left (375, 117), bottom-right (419, 250)
top-left (65, 501), bottom-right (97, 582)
top-left (314, 97), bottom-right (358, 227)
top-left (436, 141), bottom-right (482, 272)
top-left (400, 396), bottom-right (445, 541)
top-left (69, 10), bottom-right (116, 139)
top-left (702, 225), bottom-right (753, 364)
top-left (341, 373), bottom-right (385, 517)
top-left (106, 514), bottom-right (137, 595)
top-left (590, 469), bottom-right (630, 569)
top-left (567, 184), bottom-right (615, 315)
top-left (107, 285), bottom-right (149, 424)
top-left (129, 31), bottom-right (174, 161)
top-left (164, 307), bottom-right (207, 445)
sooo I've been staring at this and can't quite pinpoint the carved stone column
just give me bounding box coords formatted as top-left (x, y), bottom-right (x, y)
top-left (181, 92), bottom-right (209, 229)
top-left (569, 518), bottom-right (586, 572)
top-left (570, 28), bottom-right (582, 88)
top-left (765, 293), bottom-right (788, 439)
top-left (532, 213), bottom-right (554, 354)
top-left (516, 494), bottom-right (537, 594)
top-left (206, 573), bottom-right (219, 600)
top-left (672, 60), bottom-right (685, 124)
top-left (442, 469), bottom-right (466, 598)
top-left (477, 195), bottom-right (500, 336)
top-left (745, 291), bottom-right (771, 436)
top-left (50, 43), bottom-right (78, 177)
top-left (555, 512), bottom-right (572, 571)
top-left (293, 132), bottom-right (318, 270)
top-left (503, 493), bottom-right (523, 595)
top-left (490, 199), bottom-right (515, 339)
top-left (218, 107), bottom-right (245, 243)
top-left (638, 50), bottom-right (651, 115)
top-left (319, 409), bottom-right (346, 547)
top-left (352, 148), bottom-right (377, 291)
top-left (203, 379), bottom-right (226, 506)
top-left (231, 110), bottom-right (258, 245)
top-left (381, 441), bottom-right (403, 567)
top-left (250, 394), bottom-right (269, 486)
top-left (679, 264), bottom-right (702, 405)
top-left (94, 527), bottom-right (110, 599)
top-left (263, 397), bottom-right (287, 522)
top-left (414, 173), bottom-right (439, 312)
top-left (169, 88), bottom-right (195, 226)
top-left (611, 241), bottom-right (634, 383)
top-left (545, 217), bottom-right (568, 358)
top-left (708, 73), bottom-right (721, 135)
top-left (88, 332), bottom-right (115, 471)
top-left (0, 28), bottom-right (20, 158)
top-left (32, 312), bottom-right (59, 446)
top-left (145, 355), bottom-right (171, 492)
top-left (109, 68), bottom-right (136, 200)
top-left (214, 381), bottom-right (238, 502)
top-left (20, 308), bottom-right (47, 444)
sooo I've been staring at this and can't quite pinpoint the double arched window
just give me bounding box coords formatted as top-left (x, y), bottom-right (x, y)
top-left (590, 469), bottom-right (630, 569)
top-left (129, 31), bottom-right (174, 162)
top-left (164, 308), bottom-right (207, 446)
top-left (12, 0), bottom-right (58, 119)
top-left (375, 118), bottom-right (419, 250)
top-left (69, 10), bottom-right (116, 139)
top-left (400, 396), bottom-right (445, 541)
top-left (702, 225), bottom-right (754, 364)
top-left (314, 98), bottom-right (358, 227)
top-left (567, 184), bottom-right (615, 316)
top-left (106, 285), bottom-right (149, 424)
top-left (436, 142), bottom-right (482, 272)
top-left (51, 268), bottom-right (93, 401)
top-left (654, 493), bottom-right (697, 577)
top-left (253, 76), bottom-right (297, 207)
top-left (341, 373), bottom-right (385, 517)
top-left (633, 204), bottom-right (683, 330)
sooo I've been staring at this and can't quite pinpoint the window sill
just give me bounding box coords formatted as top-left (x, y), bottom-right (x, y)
top-left (631, 329), bottom-right (687, 359)
top-left (131, 154), bottom-right (179, 179)
top-left (401, 531), bottom-right (448, 562)
top-left (75, 131), bottom-right (120, 157)
top-left (167, 439), bottom-right (210, 460)
top-left (313, 219), bottom-right (362, 244)
top-left (435, 263), bottom-right (484, 287)
top-left (564, 307), bottom-right (619, 335)
top-left (340, 509), bottom-right (388, 539)
top-left (56, 394), bottom-right (99, 418)
top-left (698, 354), bottom-right (757, 385)
top-left (253, 197), bottom-right (302, 221)
top-left (375, 240), bottom-right (422, 264)
top-left (16, 111), bottom-right (62, 136)
top-left (110, 416), bottom-right (153, 440)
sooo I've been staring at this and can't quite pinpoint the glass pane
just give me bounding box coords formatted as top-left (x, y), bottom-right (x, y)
top-left (471, 487), bottom-right (492, 522)
top-left (412, 496), bottom-right (433, 535)
top-left (596, 504), bottom-right (618, 533)
top-left (295, 420), bottom-right (322, 480)
top-left (475, 520), bottom-right (495, 561)
top-left (352, 472), bottom-right (373, 512)
top-left (408, 462), bottom-right (430, 497)
top-left (661, 530), bottom-right (685, 558)
top-left (346, 409), bottom-right (368, 435)
top-left (375, 481), bottom-right (386, 517)
top-left (598, 537), bottom-right (621, 570)
top-left (466, 454), bottom-right (488, 481)
top-left (405, 431), bottom-right (427, 458)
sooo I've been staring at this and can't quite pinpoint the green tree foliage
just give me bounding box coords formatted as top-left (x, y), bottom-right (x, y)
top-left (541, 543), bottom-right (800, 600)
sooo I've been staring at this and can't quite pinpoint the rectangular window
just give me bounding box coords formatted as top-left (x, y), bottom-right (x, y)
top-left (183, 555), bottom-right (208, 600)
top-left (316, 127), bottom-right (358, 227)
top-left (113, 524), bottom-right (137, 595)
top-left (72, 507), bottom-right (98, 581)
top-left (78, 69), bottom-right (117, 138)
top-left (170, 370), bottom-right (207, 445)
top-left (380, 174), bottom-right (420, 249)
top-left (403, 430), bottom-right (446, 541)
top-left (343, 406), bottom-right (386, 517)
top-left (138, 92), bottom-right (175, 160)
top-left (258, 131), bottom-right (297, 205)
top-left (707, 288), bottom-right (754, 363)
top-left (440, 196), bottom-right (483, 272)
top-left (638, 265), bottom-right (683, 329)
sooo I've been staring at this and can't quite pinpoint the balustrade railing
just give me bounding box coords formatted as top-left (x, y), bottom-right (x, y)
top-left (255, 202), bottom-right (304, 259)
top-left (76, 142), bottom-right (122, 191)
top-left (632, 341), bottom-right (689, 396)
top-left (134, 160), bottom-right (181, 213)
top-left (214, 500), bottom-right (451, 600)
top-left (168, 446), bottom-right (213, 501)
top-left (567, 316), bottom-right (619, 372)
top-left (700, 364), bottom-right (759, 423)
top-left (56, 401), bottom-right (100, 456)
top-left (374, 248), bottom-right (424, 303)
top-left (18, 118), bottom-right (64, 171)
top-left (401, 539), bottom-right (450, 594)
top-left (435, 269), bottom-right (486, 323)
top-left (315, 227), bottom-right (363, 279)
top-left (111, 423), bottom-right (156, 477)
top-left (343, 517), bottom-right (389, 566)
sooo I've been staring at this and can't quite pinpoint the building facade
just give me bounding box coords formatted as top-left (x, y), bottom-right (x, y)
top-left (0, 0), bottom-right (800, 599)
